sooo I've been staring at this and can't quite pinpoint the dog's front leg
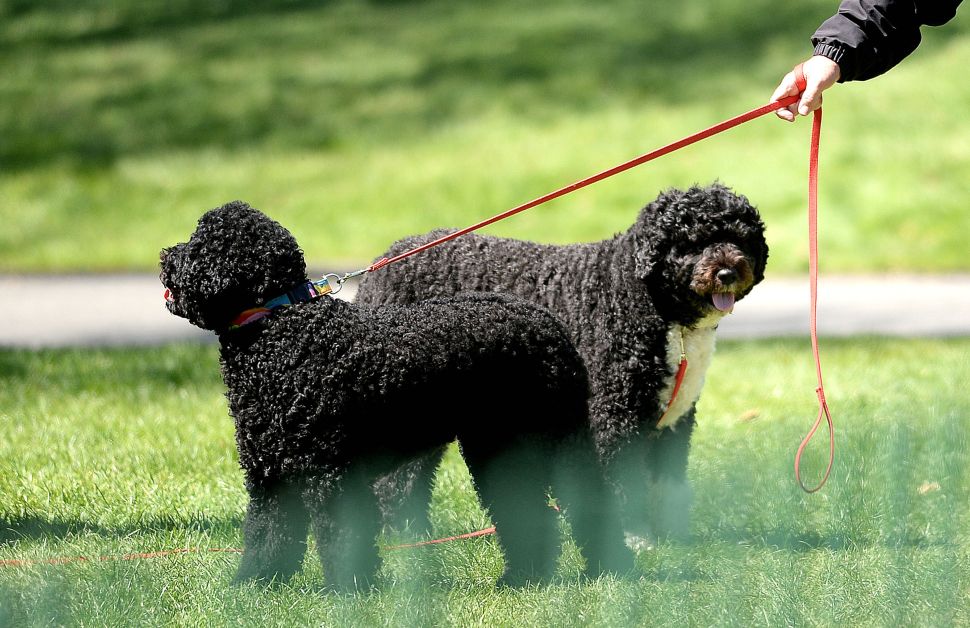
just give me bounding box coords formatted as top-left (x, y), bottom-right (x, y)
top-left (306, 471), bottom-right (382, 593)
top-left (605, 435), bottom-right (657, 553)
top-left (605, 405), bottom-right (697, 552)
top-left (234, 481), bottom-right (310, 585)
top-left (552, 435), bottom-right (635, 577)
top-left (643, 405), bottom-right (696, 542)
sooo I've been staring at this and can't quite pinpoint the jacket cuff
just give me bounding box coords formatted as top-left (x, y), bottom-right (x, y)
top-left (813, 42), bottom-right (854, 83)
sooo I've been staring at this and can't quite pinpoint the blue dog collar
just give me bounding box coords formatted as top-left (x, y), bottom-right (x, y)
top-left (228, 276), bottom-right (338, 330)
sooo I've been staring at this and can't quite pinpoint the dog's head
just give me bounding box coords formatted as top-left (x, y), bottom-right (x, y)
top-left (159, 201), bottom-right (307, 331)
top-left (632, 183), bottom-right (768, 327)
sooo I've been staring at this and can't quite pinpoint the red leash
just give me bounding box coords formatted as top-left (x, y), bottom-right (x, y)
top-left (792, 65), bottom-right (835, 494)
top-left (361, 94), bottom-right (802, 274)
top-left (383, 526), bottom-right (497, 550)
top-left (655, 332), bottom-right (689, 429)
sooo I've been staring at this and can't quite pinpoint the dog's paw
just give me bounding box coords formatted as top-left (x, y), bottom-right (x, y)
top-left (324, 575), bottom-right (379, 596)
top-left (231, 571), bottom-right (290, 588)
top-left (497, 571), bottom-right (546, 589)
top-left (624, 532), bottom-right (657, 553)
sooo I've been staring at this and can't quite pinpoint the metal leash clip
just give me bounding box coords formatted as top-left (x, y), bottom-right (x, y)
top-left (311, 273), bottom-right (344, 297)
top-left (312, 268), bottom-right (369, 297)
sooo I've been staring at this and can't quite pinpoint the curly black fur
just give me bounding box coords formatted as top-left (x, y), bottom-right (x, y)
top-left (358, 183), bottom-right (768, 547)
top-left (160, 201), bottom-right (632, 591)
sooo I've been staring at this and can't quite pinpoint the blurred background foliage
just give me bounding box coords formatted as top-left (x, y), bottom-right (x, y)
top-left (1, 0), bottom-right (967, 272)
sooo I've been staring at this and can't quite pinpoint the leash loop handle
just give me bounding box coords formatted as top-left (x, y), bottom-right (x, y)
top-left (792, 68), bottom-right (835, 492)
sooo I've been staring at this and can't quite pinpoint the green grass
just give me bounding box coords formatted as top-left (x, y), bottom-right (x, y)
top-left (1, 338), bottom-right (968, 625)
top-left (2, 0), bottom-right (969, 273)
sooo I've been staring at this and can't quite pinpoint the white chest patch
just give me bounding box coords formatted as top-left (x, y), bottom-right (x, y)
top-left (655, 314), bottom-right (723, 430)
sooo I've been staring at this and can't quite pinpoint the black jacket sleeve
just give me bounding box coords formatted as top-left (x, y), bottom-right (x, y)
top-left (812, 0), bottom-right (962, 82)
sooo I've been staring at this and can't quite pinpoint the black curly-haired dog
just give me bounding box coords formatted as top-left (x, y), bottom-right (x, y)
top-left (159, 201), bottom-right (632, 591)
top-left (359, 183), bottom-right (768, 550)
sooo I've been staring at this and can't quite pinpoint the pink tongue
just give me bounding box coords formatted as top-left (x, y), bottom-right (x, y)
top-left (712, 292), bottom-right (735, 312)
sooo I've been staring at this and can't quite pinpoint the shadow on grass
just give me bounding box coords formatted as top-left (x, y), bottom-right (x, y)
top-left (706, 528), bottom-right (955, 552)
top-left (0, 346), bottom-right (221, 392)
top-left (0, 516), bottom-right (110, 545)
top-left (1, 0), bottom-right (336, 45)
top-left (0, 513), bottom-right (241, 547)
top-left (0, 353), bottom-right (28, 380)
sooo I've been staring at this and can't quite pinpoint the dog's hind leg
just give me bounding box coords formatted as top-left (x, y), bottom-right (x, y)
top-left (307, 470), bottom-right (383, 593)
top-left (234, 481), bottom-right (310, 584)
top-left (463, 439), bottom-right (561, 587)
top-left (373, 446), bottom-right (446, 537)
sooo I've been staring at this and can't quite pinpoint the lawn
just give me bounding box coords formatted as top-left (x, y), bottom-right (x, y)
top-left (2, 1), bottom-right (969, 625)
top-left (1, 338), bottom-right (968, 625)
top-left (2, 0), bottom-right (969, 273)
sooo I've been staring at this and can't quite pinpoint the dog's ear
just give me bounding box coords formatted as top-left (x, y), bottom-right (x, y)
top-left (631, 188), bottom-right (682, 281)
top-left (747, 227), bottom-right (769, 285)
top-left (633, 231), bottom-right (662, 281)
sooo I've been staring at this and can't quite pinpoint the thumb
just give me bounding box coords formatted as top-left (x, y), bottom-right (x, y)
top-left (798, 82), bottom-right (824, 116)
top-left (771, 72), bottom-right (799, 103)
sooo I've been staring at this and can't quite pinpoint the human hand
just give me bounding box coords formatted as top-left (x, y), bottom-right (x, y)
top-left (771, 55), bottom-right (841, 122)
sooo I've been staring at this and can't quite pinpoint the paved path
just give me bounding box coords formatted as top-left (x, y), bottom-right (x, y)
top-left (2, 273), bottom-right (968, 348)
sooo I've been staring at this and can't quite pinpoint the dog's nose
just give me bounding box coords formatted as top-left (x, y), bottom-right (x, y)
top-left (717, 268), bottom-right (738, 285)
